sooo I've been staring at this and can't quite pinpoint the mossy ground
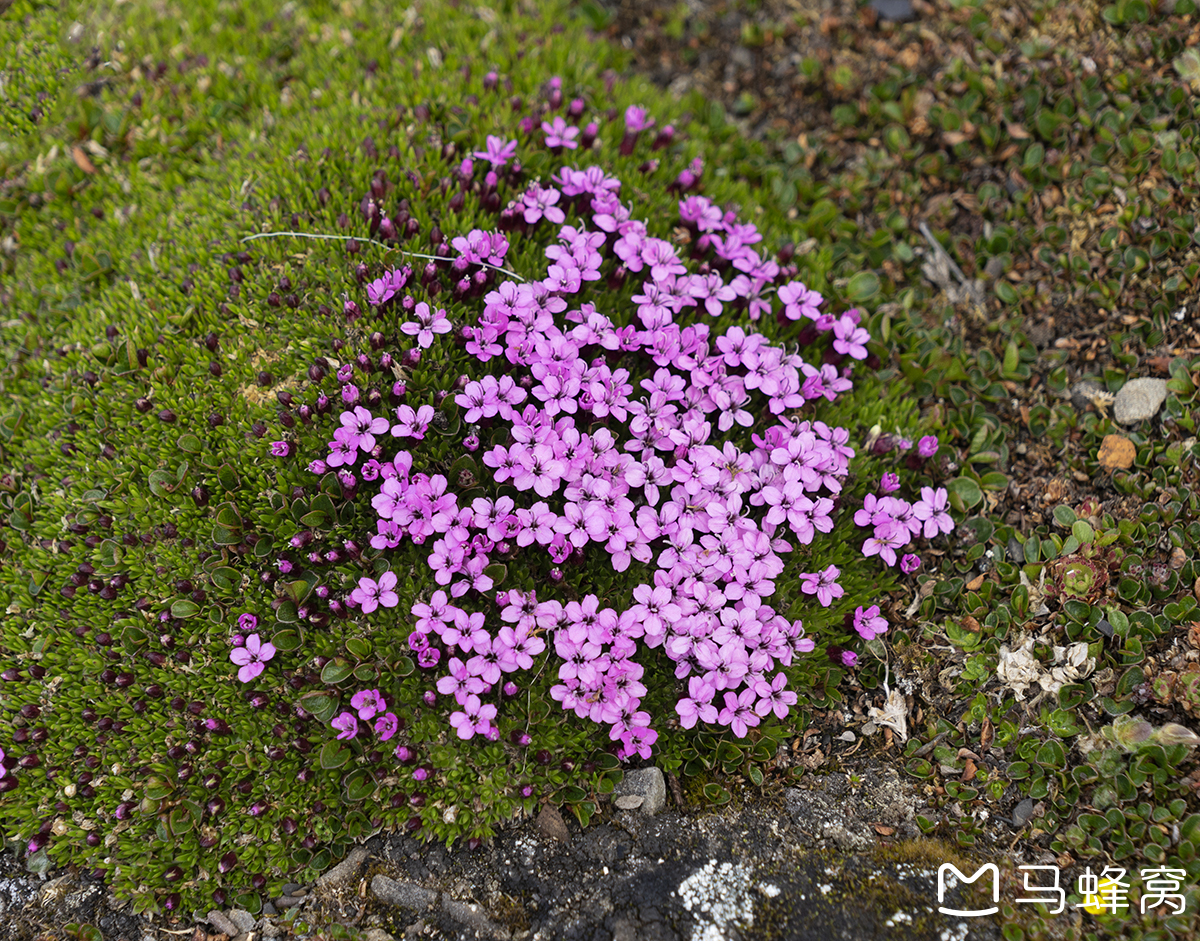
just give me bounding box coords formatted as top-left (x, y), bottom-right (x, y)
top-left (6, 0), bottom-right (1200, 937)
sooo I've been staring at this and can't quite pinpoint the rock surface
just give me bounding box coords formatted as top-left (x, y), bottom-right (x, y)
top-left (1113, 377), bottom-right (1169, 423)
top-left (6, 768), bottom-right (1017, 941)
top-left (612, 767), bottom-right (667, 816)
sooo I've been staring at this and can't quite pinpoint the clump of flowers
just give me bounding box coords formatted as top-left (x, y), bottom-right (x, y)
top-left (269, 94), bottom-right (955, 770)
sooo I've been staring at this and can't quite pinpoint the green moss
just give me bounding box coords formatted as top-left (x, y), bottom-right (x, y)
top-left (0, 0), bottom-right (970, 918)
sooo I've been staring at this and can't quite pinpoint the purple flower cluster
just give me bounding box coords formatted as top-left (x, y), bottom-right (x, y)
top-left (287, 98), bottom-right (954, 761)
top-left (855, 479), bottom-right (953, 568)
top-left (332, 688), bottom-right (402, 744)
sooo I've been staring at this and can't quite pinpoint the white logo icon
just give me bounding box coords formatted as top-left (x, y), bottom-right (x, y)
top-left (937, 863), bottom-right (1000, 917)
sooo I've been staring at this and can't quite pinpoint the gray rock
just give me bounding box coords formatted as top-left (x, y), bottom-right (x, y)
top-left (1113, 377), bottom-right (1169, 424)
top-left (729, 45), bottom-right (754, 70)
top-left (362, 929), bottom-right (397, 941)
top-left (869, 0), bottom-right (916, 21)
top-left (261, 923), bottom-right (284, 939)
top-left (260, 901), bottom-right (276, 917)
top-left (274, 895), bottom-right (305, 909)
top-left (371, 874), bottom-right (437, 912)
top-left (206, 911), bottom-right (238, 936)
top-left (226, 908), bottom-right (256, 932)
top-left (536, 805), bottom-right (571, 843)
top-left (1012, 797), bottom-right (1036, 828)
top-left (280, 883), bottom-right (304, 896)
top-left (316, 845), bottom-right (370, 888)
top-left (612, 767), bottom-right (667, 817)
top-left (442, 896), bottom-right (511, 939)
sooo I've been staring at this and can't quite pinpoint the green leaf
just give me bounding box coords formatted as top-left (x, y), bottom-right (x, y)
top-left (1174, 48), bottom-right (1200, 88)
top-left (212, 525), bottom-right (241, 546)
top-left (346, 637), bottom-right (372, 659)
top-left (215, 502), bottom-right (243, 529)
top-left (945, 476), bottom-right (983, 512)
top-left (1072, 520), bottom-right (1095, 544)
top-left (273, 630), bottom-right (302, 652)
top-left (217, 464), bottom-right (241, 491)
top-left (701, 783), bottom-right (731, 805)
top-left (145, 780), bottom-right (174, 801)
top-left (299, 510), bottom-right (328, 528)
top-left (483, 563), bottom-right (507, 587)
top-left (343, 769), bottom-right (376, 802)
top-left (845, 270), bottom-right (881, 303)
top-left (1053, 505), bottom-right (1077, 528)
top-left (280, 579), bottom-right (312, 604)
top-left (299, 692), bottom-right (339, 724)
top-left (209, 566), bottom-right (240, 591)
top-left (147, 469), bottom-right (178, 497)
top-left (168, 804), bottom-right (194, 836)
top-left (321, 658), bottom-right (354, 685)
top-left (1002, 340), bottom-right (1020, 376)
top-left (176, 433), bottom-right (202, 454)
top-left (979, 472), bottom-right (1008, 491)
top-left (318, 741), bottom-right (351, 770)
top-left (170, 599), bottom-right (199, 619)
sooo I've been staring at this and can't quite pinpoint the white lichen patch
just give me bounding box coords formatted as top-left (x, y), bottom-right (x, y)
top-left (940, 922), bottom-right (971, 941)
top-left (884, 911), bottom-right (914, 927)
top-left (676, 859), bottom-right (777, 941)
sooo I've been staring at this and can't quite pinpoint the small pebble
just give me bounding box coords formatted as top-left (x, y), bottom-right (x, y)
top-left (1113, 377), bottom-right (1168, 424)
top-left (868, 0), bottom-right (916, 21)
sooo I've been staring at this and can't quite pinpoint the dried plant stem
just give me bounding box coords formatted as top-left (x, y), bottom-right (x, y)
top-left (240, 230), bottom-right (526, 281)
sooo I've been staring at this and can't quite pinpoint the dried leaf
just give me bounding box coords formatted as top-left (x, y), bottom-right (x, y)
top-left (1006, 122), bottom-right (1031, 139)
top-left (71, 146), bottom-right (96, 174)
top-left (873, 824), bottom-right (896, 836)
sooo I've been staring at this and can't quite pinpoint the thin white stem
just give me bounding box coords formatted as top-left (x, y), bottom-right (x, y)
top-left (239, 230), bottom-right (526, 282)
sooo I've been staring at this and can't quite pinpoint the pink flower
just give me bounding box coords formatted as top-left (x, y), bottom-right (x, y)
top-left (230, 633), bottom-right (276, 683)
top-left (917, 435), bottom-right (939, 458)
top-left (879, 473), bottom-right (901, 494)
top-left (350, 571), bottom-right (400, 613)
top-left (717, 688), bottom-right (760, 739)
top-left (852, 605), bottom-right (888, 641)
top-left (799, 565), bottom-right (844, 607)
top-left (366, 267), bottom-right (409, 306)
top-left (237, 613), bottom-right (258, 632)
top-left (351, 688), bottom-right (387, 720)
top-left (913, 486), bottom-right (954, 539)
top-left (541, 116), bottom-right (579, 149)
top-left (374, 712), bottom-right (400, 741)
top-left (449, 693), bottom-right (498, 740)
top-left (331, 712), bottom-right (358, 740)
top-left (841, 650), bottom-right (859, 668)
top-left (900, 553), bottom-right (921, 574)
top-left (473, 135), bottom-right (518, 169)
top-left (623, 105), bottom-right (655, 133)
top-left (400, 302), bottom-right (452, 349)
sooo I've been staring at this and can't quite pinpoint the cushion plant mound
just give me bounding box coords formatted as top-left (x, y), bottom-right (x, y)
top-left (0, 10), bottom-right (955, 918)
